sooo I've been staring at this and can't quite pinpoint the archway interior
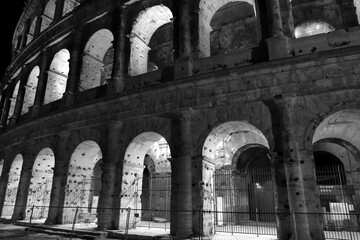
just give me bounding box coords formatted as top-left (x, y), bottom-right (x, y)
top-left (63, 140), bottom-right (102, 224)
top-left (44, 49), bottom-right (70, 105)
top-left (128, 5), bottom-right (173, 76)
top-left (312, 109), bottom-right (360, 230)
top-left (8, 81), bottom-right (20, 122)
top-left (203, 121), bottom-right (274, 234)
top-left (121, 133), bottom-right (171, 227)
top-left (198, 0), bottom-right (257, 57)
top-left (22, 66), bottom-right (40, 115)
top-left (25, 148), bottom-right (55, 221)
top-left (79, 29), bottom-right (114, 92)
top-left (210, 2), bottom-right (259, 56)
top-left (41, 0), bottom-right (56, 32)
top-left (147, 22), bottom-right (174, 72)
top-left (1, 154), bottom-right (23, 218)
top-left (294, 20), bottom-right (334, 38)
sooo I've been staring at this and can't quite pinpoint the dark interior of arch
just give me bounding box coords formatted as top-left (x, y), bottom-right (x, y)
top-left (314, 151), bottom-right (346, 185)
top-left (148, 22), bottom-right (174, 72)
top-left (210, 2), bottom-right (259, 56)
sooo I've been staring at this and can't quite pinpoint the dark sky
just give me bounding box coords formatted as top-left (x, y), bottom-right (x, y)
top-left (1, 1), bottom-right (26, 77)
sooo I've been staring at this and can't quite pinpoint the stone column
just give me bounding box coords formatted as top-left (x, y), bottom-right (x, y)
top-left (108, 6), bottom-right (128, 94)
top-left (299, 151), bottom-right (324, 240)
top-left (34, 13), bottom-right (43, 38)
top-left (270, 152), bottom-right (292, 240)
top-left (279, 0), bottom-right (295, 38)
top-left (0, 90), bottom-right (12, 128)
top-left (62, 28), bottom-right (83, 106)
top-left (171, 111), bottom-right (193, 238)
top-left (12, 153), bottom-right (33, 221)
top-left (175, 0), bottom-right (193, 78)
top-left (168, 158), bottom-right (179, 236)
top-left (97, 121), bottom-right (123, 230)
top-left (0, 90), bottom-right (7, 127)
top-left (192, 157), bottom-right (216, 237)
top-left (54, 0), bottom-right (65, 21)
top-left (265, 0), bottom-right (290, 59)
top-left (276, 95), bottom-right (311, 240)
top-left (45, 132), bottom-right (71, 225)
top-left (9, 66), bottom-right (28, 125)
top-left (31, 49), bottom-right (50, 117)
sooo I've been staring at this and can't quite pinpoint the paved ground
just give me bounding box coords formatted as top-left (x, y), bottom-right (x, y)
top-left (0, 224), bottom-right (84, 239)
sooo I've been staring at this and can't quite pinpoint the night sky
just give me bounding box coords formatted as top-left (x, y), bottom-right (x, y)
top-left (1, 1), bottom-right (26, 76)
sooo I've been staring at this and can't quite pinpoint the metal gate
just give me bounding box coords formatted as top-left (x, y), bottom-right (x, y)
top-left (213, 168), bottom-right (276, 235)
top-left (62, 177), bottom-right (101, 224)
top-left (136, 172), bottom-right (171, 229)
top-left (26, 179), bottom-right (52, 220)
top-left (316, 165), bottom-right (360, 239)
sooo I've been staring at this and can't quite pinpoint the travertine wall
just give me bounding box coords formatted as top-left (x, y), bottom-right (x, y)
top-left (0, 1), bottom-right (360, 240)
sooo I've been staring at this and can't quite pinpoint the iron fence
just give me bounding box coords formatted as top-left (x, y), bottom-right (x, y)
top-left (0, 204), bottom-right (359, 240)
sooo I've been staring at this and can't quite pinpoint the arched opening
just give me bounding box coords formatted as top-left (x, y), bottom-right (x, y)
top-left (1, 154), bottom-right (23, 219)
top-left (25, 148), bottom-right (55, 222)
top-left (63, 141), bottom-right (102, 226)
top-left (120, 132), bottom-right (171, 229)
top-left (22, 66), bottom-right (39, 114)
top-left (62, 0), bottom-right (81, 16)
top-left (41, 0), bottom-right (56, 32)
top-left (312, 109), bottom-right (360, 234)
top-left (44, 49), bottom-right (70, 104)
top-left (202, 121), bottom-right (276, 235)
top-left (209, 1), bottom-right (259, 56)
top-left (128, 5), bottom-right (173, 76)
top-left (294, 20), bottom-right (334, 38)
top-left (7, 81), bottom-right (20, 123)
top-left (79, 29), bottom-right (114, 92)
top-left (198, 0), bottom-right (258, 57)
top-left (26, 17), bottom-right (37, 45)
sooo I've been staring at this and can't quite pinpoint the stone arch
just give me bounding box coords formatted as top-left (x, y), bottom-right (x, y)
top-left (25, 148), bottom-right (55, 221)
top-left (1, 154), bottom-right (23, 219)
top-left (202, 121), bottom-right (269, 167)
top-left (128, 5), bottom-right (173, 76)
top-left (26, 17), bottom-right (37, 45)
top-left (312, 109), bottom-right (360, 230)
top-left (41, 0), bottom-right (56, 32)
top-left (120, 132), bottom-right (172, 226)
top-left (201, 121), bottom-right (273, 234)
top-left (313, 109), bottom-right (360, 153)
top-left (198, 0), bottom-right (257, 57)
top-left (22, 66), bottom-right (39, 114)
top-left (295, 20), bottom-right (334, 38)
top-left (63, 140), bottom-right (103, 225)
top-left (8, 81), bottom-right (20, 122)
top-left (79, 29), bottom-right (114, 92)
top-left (44, 49), bottom-right (70, 104)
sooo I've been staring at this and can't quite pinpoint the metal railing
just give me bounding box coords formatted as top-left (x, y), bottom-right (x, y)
top-left (1, 204), bottom-right (359, 240)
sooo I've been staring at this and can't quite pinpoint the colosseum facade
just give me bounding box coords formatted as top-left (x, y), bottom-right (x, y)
top-left (0, 0), bottom-right (360, 240)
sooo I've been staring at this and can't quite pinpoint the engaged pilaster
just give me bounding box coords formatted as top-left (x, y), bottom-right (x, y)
top-left (275, 94), bottom-right (312, 240)
top-left (97, 121), bottom-right (123, 230)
